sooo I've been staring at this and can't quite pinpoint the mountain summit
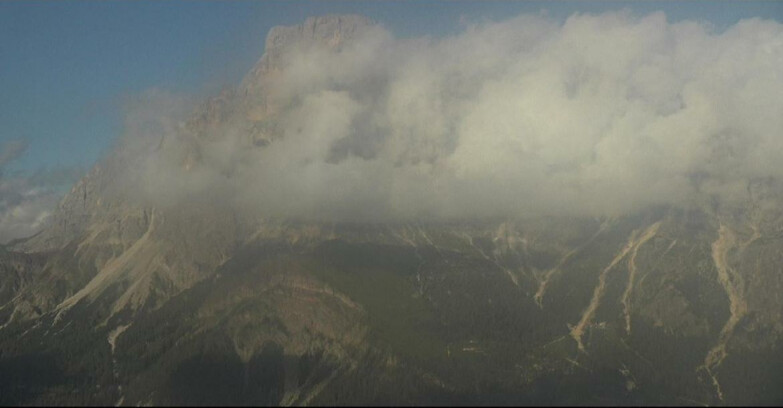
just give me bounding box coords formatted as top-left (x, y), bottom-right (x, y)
top-left (247, 15), bottom-right (375, 80)
top-left (2, 14), bottom-right (783, 406)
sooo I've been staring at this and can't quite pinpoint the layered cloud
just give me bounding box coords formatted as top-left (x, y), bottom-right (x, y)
top-left (116, 11), bottom-right (783, 221)
top-left (0, 140), bottom-right (84, 243)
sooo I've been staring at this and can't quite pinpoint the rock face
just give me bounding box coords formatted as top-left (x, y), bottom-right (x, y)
top-left (243, 15), bottom-right (374, 86)
top-left (2, 15), bottom-right (783, 406)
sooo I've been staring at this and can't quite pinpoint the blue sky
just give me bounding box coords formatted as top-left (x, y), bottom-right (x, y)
top-left (1, 0), bottom-right (782, 174)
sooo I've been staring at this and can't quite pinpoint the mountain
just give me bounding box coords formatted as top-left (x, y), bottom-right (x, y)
top-left (2, 14), bottom-right (783, 406)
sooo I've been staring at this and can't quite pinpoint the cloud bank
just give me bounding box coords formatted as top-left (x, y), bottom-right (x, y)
top-left (116, 11), bottom-right (783, 222)
top-left (0, 140), bottom-right (85, 243)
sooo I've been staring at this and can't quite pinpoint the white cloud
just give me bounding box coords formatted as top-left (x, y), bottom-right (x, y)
top-left (0, 140), bottom-right (85, 243)
top-left (114, 11), bottom-right (783, 221)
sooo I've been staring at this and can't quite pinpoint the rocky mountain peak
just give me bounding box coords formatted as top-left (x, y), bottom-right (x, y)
top-left (265, 14), bottom-right (375, 52)
top-left (242, 14), bottom-right (375, 90)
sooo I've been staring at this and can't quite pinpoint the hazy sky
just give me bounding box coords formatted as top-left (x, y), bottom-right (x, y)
top-left (1, 1), bottom-right (783, 241)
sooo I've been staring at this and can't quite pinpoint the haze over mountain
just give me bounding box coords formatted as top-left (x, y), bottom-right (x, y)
top-left (110, 11), bottom-right (783, 221)
top-left (1, 10), bottom-right (783, 406)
